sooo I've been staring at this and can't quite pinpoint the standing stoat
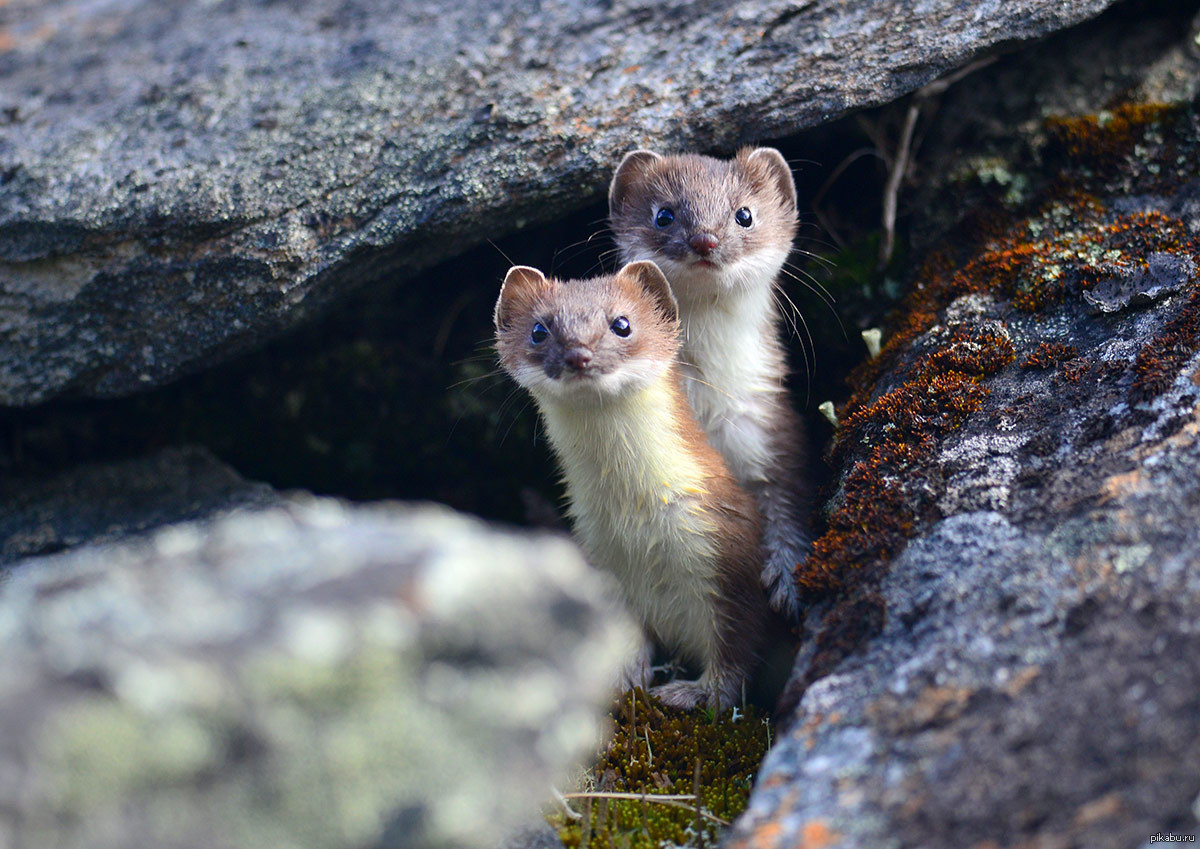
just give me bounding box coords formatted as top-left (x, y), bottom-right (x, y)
top-left (609, 147), bottom-right (811, 622)
top-left (493, 260), bottom-right (771, 710)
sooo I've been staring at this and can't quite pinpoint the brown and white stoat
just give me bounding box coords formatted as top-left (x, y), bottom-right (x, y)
top-left (609, 147), bottom-right (811, 622)
top-left (494, 260), bottom-right (771, 710)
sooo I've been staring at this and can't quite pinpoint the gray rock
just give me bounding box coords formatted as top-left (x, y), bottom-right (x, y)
top-left (0, 445), bottom-right (279, 564)
top-left (735, 287), bottom-right (1200, 845)
top-left (0, 498), bottom-right (635, 849)
top-left (494, 822), bottom-right (568, 849)
top-left (0, 0), bottom-right (1118, 404)
top-left (1082, 253), bottom-right (1197, 314)
top-left (726, 36), bottom-right (1200, 849)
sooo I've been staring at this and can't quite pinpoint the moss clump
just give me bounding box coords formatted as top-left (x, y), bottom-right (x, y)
top-left (1044, 103), bottom-right (1179, 171)
top-left (926, 202), bottom-right (1191, 314)
top-left (550, 689), bottom-right (770, 849)
top-left (1021, 342), bottom-right (1078, 369)
top-left (1131, 285), bottom-right (1200, 401)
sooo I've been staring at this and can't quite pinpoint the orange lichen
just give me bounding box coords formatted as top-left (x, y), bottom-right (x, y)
top-left (1045, 103), bottom-right (1178, 169)
top-left (799, 820), bottom-right (839, 848)
top-left (799, 325), bottom-right (1013, 590)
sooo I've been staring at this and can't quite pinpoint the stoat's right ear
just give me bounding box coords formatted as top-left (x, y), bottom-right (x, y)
top-left (609, 150), bottom-right (663, 215)
top-left (618, 260), bottom-right (677, 325)
top-left (495, 265), bottom-right (547, 331)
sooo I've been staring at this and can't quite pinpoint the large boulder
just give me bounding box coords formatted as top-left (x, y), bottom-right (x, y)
top-left (0, 445), bottom-right (279, 564)
top-left (728, 84), bottom-right (1200, 849)
top-left (0, 499), bottom-right (635, 849)
top-left (0, 0), bottom-right (1119, 404)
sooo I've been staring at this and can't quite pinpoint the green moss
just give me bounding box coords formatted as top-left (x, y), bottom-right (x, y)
top-left (550, 689), bottom-right (770, 849)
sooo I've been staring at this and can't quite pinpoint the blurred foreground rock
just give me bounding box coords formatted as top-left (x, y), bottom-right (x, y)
top-left (0, 0), bottom-right (1118, 404)
top-left (0, 499), bottom-right (633, 849)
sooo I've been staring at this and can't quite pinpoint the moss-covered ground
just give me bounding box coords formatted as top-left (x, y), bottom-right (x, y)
top-left (550, 689), bottom-right (771, 849)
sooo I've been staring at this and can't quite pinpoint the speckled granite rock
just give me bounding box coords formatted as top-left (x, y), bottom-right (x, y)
top-left (727, 97), bottom-right (1200, 849)
top-left (0, 499), bottom-right (634, 849)
top-left (0, 0), bottom-right (1119, 404)
top-left (0, 445), bottom-right (279, 564)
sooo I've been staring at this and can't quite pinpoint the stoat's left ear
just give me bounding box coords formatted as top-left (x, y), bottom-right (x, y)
top-left (743, 147), bottom-right (797, 214)
top-left (495, 265), bottom-right (547, 331)
top-left (618, 260), bottom-right (678, 325)
top-left (609, 150), bottom-right (663, 216)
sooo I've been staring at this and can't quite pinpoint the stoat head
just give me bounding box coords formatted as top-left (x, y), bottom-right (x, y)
top-left (494, 262), bottom-right (680, 404)
top-left (608, 147), bottom-right (798, 300)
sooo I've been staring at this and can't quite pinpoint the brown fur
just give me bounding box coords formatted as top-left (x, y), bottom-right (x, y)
top-left (609, 147), bottom-right (813, 622)
top-left (609, 147), bottom-right (799, 277)
top-left (495, 263), bottom-right (678, 385)
top-left (494, 262), bottom-right (773, 709)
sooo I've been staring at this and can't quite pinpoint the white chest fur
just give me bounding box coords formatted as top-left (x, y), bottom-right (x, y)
top-left (676, 262), bottom-right (785, 488)
top-left (537, 379), bottom-right (722, 666)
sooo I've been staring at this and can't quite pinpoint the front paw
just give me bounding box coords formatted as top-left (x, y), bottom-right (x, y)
top-left (617, 638), bottom-right (653, 692)
top-left (650, 680), bottom-right (709, 710)
top-left (762, 547), bottom-right (803, 622)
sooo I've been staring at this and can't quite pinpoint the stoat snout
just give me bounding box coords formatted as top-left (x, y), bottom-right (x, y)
top-left (689, 232), bottom-right (719, 257)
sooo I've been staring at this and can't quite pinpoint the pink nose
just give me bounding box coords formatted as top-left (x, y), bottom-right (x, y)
top-left (565, 347), bottom-right (592, 371)
top-left (689, 233), bottom-right (719, 256)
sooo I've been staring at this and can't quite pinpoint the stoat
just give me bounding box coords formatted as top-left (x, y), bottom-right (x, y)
top-left (609, 147), bottom-right (811, 622)
top-left (494, 260), bottom-right (770, 710)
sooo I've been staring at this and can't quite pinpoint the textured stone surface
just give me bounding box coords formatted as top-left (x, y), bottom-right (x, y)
top-left (496, 822), bottom-right (569, 849)
top-left (727, 89), bottom-right (1200, 849)
top-left (0, 0), bottom-right (1119, 404)
top-left (0, 445), bottom-right (279, 564)
top-left (0, 499), bottom-right (634, 849)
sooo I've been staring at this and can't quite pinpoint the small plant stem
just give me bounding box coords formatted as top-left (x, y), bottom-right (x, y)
top-left (560, 792), bottom-right (731, 827)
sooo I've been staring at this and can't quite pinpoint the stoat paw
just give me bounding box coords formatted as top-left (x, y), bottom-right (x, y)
top-left (761, 545), bottom-right (803, 622)
top-left (617, 640), bottom-right (653, 693)
top-left (653, 674), bottom-right (740, 711)
top-left (650, 680), bottom-right (709, 711)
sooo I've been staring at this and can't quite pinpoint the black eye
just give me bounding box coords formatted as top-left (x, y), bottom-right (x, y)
top-left (610, 316), bottom-right (631, 337)
top-left (530, 322), bottom-right (549, 344)
top-left (655, 207), bottom-right (675, 228)
top-left (735, 207), bottom-right (753, 227)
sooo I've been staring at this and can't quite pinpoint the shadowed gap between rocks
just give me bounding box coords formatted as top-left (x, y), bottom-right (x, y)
top-left (0, 115), bottom-right (894, 532)
top-left (3, 0), bottom-right (1195, 555)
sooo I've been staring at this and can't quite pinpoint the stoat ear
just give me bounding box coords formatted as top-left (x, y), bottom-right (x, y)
top-left (609, 150), bottom-right (663, 216)
top-left (743, 147), bottom-right (797, 214)
top-left (495, 265), bottom-right (547, 331)
top-left (618, 261), bottom-right (677, 325)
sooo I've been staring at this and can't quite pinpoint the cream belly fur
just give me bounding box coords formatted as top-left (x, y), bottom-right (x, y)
top-left (537, 377), bottom-right (723, 668)
top-left (622, 244), bottom-right (808, 621)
